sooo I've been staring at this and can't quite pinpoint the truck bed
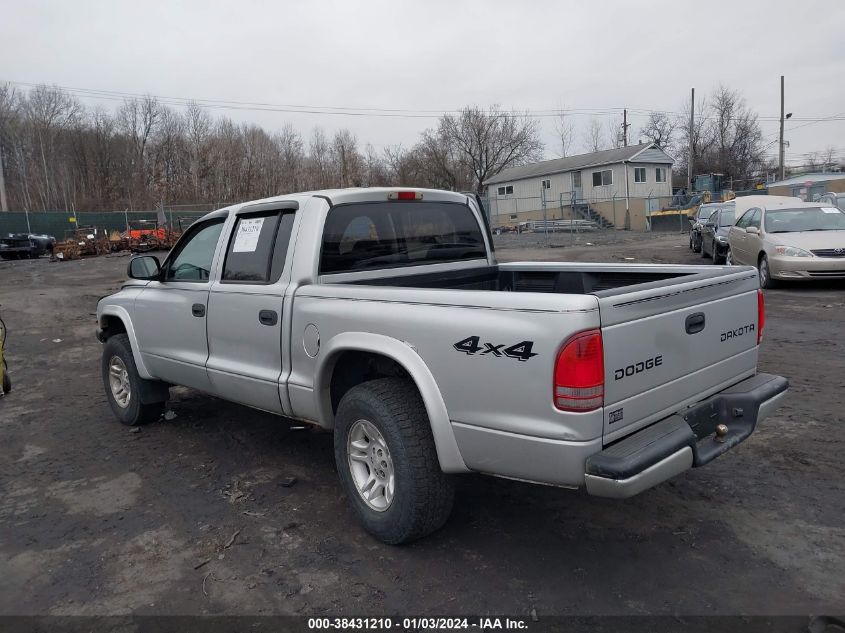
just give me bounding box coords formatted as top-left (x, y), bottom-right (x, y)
top-left (349, 261), bottom-right (731, 296)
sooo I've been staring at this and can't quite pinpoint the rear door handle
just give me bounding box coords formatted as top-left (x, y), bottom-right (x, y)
top-left (258, 309), bottom-right (278, 326)
top-left (685, 312), bottom-right (705, 334)
top-left (191, 303), bottom-right (206, 317)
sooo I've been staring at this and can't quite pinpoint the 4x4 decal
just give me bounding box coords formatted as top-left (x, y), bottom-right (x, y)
top-left (453, 336), bottom-right (537, 362)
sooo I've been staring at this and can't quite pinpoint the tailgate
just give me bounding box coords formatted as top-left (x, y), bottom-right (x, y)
top-left (597, 267), bottom-right (761, 443)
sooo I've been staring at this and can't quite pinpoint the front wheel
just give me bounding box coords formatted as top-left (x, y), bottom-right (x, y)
top-left (101, 334), bottom-right (166, 425)
top-left (758, 254), bottom-right (778, 289)
top-left (713, 242), bottom-right (725, 264)
top-left (334, 377), bottom-right (454, 544)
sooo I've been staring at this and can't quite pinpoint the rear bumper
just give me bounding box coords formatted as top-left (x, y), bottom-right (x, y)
top-left (584, 373), bottom-right (788, 498)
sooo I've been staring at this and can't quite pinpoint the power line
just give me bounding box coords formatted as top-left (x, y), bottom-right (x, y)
top-left (5, 79), bottom-right (845, 124)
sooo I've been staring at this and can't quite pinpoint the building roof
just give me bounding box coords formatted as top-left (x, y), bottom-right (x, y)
top-left (767, 172), bottom-right (845, 188)
top-left (484, 143), bottom-right (674, 185)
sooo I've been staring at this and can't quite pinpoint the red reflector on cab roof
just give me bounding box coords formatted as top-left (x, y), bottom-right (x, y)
top-left (388, 191), bottom-right (423, 200)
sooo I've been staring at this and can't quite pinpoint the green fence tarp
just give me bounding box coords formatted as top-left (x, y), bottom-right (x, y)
top-left (0, 211), bottom-right (208, 239)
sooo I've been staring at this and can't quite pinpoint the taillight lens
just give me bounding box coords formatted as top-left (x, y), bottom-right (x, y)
top-left (554, 329), bottom-right (604, 412)
top-left (757, 289), bottom-right (765, 345)
top-left (388, 191), bottom-right (422, 200)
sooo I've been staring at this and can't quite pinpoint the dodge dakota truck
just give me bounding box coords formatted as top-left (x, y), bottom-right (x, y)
top-left (97, 188), bottom-right (788, 544)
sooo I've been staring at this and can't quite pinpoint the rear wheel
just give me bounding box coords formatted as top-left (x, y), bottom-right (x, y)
top-left (101, 334), bottom-right (166, 425)
top-left (334, 377), bottom-right (454, 544)
top-left (758, 254), bottom-right (778, 289)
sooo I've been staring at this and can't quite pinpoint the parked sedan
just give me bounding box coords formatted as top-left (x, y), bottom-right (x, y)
top-left (817, 192), bottom-right (845, 212)
top-left (700, 203), bottom-right (736, 264)
top-left (727, 202), bottom-right (845, 288)
top-left (688, 202), bottom-right (722, 252)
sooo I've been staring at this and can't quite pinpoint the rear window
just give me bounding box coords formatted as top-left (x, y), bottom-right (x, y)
top-left (320, 201), bottom-right (486, 274)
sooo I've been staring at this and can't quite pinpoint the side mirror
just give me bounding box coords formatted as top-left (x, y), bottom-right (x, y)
top-left (128, 255), bottom-right (161, 280)
top-left (746, 226), bottom-right (760, 235)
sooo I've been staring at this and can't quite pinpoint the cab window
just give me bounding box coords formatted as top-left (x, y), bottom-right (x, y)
top-left (165, 219), bottom-right (225, 282)
top-left (222, 211), bottom-right (296, 283)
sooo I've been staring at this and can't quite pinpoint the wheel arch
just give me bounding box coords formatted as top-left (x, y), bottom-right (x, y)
top-left (314, 331), bottom-right (468, 473)
top-left (97, 306), bottom-right (154, 380)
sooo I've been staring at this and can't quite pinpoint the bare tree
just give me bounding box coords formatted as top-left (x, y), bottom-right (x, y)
top-left (332, 129), bottom-right (362, 187)
top-left (554, 103), bottom-right (575, 157)
top-left (639, 112), bottom-right (676, 148)
top-left (307, 127), bottom-right (332, 189)
top-left (275, 123), bottom-right (304, 192)
top-left (438, 105), bottom-right (543, 194)
top-left (23, 84), bottom-right (81, 209)
top-left (582, 117), bottom-right (604, 153)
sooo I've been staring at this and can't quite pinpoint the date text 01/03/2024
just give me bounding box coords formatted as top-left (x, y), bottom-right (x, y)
top-left (307, 617), bottom-right (529, 630)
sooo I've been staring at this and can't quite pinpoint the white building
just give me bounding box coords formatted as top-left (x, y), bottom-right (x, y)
top-left (484, 143), bottom-right (674, 231)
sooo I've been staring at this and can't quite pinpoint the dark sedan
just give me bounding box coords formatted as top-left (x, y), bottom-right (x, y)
top-left (689, 202), bottom-right (722, 253)
top-left (700, 204), bottom-right (736, 264)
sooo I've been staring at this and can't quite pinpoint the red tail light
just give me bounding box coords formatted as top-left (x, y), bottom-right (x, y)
top-left (388, 191), bottom-right (422, 200)
top-left (554, 329), bottom-right (604, 412)
top-left (757, 289), bottom-right (765, 345)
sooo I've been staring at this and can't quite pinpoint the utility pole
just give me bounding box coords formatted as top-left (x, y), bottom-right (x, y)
top-left (687, 88), bottom-right (695, 193)
top-left (779, 75), bottom-right (785, 182)
top-left (622, 109), bottom-right (630, 147)
top-left (0, 145), bottom-right (8, 212)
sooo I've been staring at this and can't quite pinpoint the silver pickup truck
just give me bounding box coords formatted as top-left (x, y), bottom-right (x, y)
top-left (97, 188), bottom-right (788, 544)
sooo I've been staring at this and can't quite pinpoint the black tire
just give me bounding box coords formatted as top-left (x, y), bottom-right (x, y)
top-left (701, 240), bottom-right (709, 258)
top-left (692, 234), bottom-right (702, 253)
top-left (758, 254), bottom-right (778, 289)
top-left (101, 333), bottom-right (165, 425)
top-left (2, 365), bottom-right (10, 394)
top-left (334, 377), bottom-right (454, 544)
top-left (713, 243), bottom-right (725, 264)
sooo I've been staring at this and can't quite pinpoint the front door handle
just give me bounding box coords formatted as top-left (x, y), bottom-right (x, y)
top-left (191, 303), bottom-right (206, 317)
top-left (258, 309), bottom-right (278, 326)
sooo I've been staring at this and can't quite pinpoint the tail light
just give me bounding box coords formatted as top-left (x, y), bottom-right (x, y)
top-left (757, 289), bottom-right (765, 345)
top-left (554, 329), bottom-right (604, 412)
top-left (388, 191), bottom-right (423, 200)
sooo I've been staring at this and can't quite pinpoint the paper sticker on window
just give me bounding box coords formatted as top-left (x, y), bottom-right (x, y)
top-left (233, 217), bottom-right (265, 252)
top-left (821, 207), bottom-right (842, 214)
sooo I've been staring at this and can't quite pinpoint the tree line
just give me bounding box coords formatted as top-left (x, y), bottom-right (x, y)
top-left (0, 84), bottom-right (543, 212)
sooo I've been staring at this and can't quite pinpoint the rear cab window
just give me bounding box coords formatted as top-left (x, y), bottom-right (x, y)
top-left (320, 201), bottom-right (486, 274)
top-left (222, 210), bottom-right (296, 283)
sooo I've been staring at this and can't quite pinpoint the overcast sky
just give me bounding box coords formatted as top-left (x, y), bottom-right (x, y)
top-left (2, 0), bottom-right (844, 168)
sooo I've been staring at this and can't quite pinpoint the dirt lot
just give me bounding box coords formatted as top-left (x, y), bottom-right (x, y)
top-left (0, 232), bottom-right (843, 618)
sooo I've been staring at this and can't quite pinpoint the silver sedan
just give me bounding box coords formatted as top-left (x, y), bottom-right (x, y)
top-left (727, 202), bottom-right (845, 288)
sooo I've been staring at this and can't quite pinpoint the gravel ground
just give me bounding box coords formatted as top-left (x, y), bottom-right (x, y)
top-left (0, 232), bottom-right (843, 618)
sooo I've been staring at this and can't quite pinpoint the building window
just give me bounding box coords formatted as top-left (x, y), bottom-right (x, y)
top-left (505, 185), bottom-right (513, 195)
top-left (634, 167), bottom-right (646, 183)
top-left (656, 167), bottom-right (667, 183)
top-left (509, 214), bottom-right (518, 220)
top-left (497, 186), bottom-right (505, 196)
top-left (573, 171), bottom-right (582, 188)
top-left (541, 179), bottom-right (551, 190)
top-left (592, 169), bottom-right (612, 187)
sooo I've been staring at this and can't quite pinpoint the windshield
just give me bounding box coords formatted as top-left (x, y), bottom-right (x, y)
top-left (718, 210), bottom-right (736, 226)
top-left (766, 207), bottom-right (845, 233)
